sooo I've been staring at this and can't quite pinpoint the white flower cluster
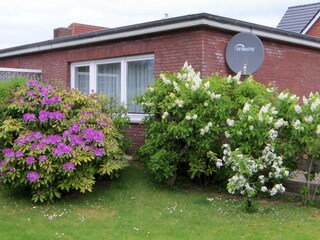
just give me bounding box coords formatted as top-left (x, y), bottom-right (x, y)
top-left (304, 115), bottom-right (313, 123)
top-left (213, 144), bottom-right (289, 198)
top-left (200, 122), bottom-right (213, 136)
top-left (207, 91), bottom-right (221, 99)
top-left (243, 102), bottom-right (251, 113)
top-left (160, 74), bottom-right (171, 85)
top-left (185, 114), bottom-right (198, 121)
top-left (274, 118), bottom-right (288, 129)
top-left (278, 92), bottom-right (288, 100)
top-left (162, 111), bottom-right (169, 119)
top-left (311, 97), bottom-right (320, 112)
top-left (226, 119), bottom-right (235, 127)
top-left (174, 99), bottom-right (184, 108)
top-left (292, 119), bottom-right (303, 131)
top-left (294, 105), bottom-right (302, 114)
top-left (268, 129), bottom-right (278, 141)
top-left (172, 81), bottom-right (180, 92)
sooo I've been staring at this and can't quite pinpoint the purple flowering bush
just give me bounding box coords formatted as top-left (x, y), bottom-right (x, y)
top-left (0, 80), bottom-right (128, 202)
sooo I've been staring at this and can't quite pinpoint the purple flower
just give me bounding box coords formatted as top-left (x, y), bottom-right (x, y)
top-left (70, 123), bottom-right (81, 132)
top-left (42, 134), bottom-right (62, 145)
top-left (23, 113), bottom-right (36, 122)
top-left (83, 128), bottom-right (104, 143)
top-left (97, 120), bottom-right (105, 126)
top-left (41, 96), bottom-right (62, 106)
top-left (16, 137), bottom-right (27, 145)
top-left (3, 148), bottom-right (15, 158)
top-left (19, 98), bottom-right (25, 104)
top-left (63, 130), bottom-right (71, 137)
top-left (27, 91), bottom-right (35, 97)
top-left (80, 118), bottom-right (87, 124)
top-left (30, 131), bottom-right (43, 141)
top-left (85, 145), bottom-right (95, 151)
top-left (39, 155), bottom-right (47, 162)
top-left (46, 85), bottom-right (53, 90)
top-left (50, 111), bottom-right (66, 120)
top-left (52, 143), bottom-right (72, 156)
top-left (62, 162), bottom-right (75, 171)
top-left (26, 171), bottom-right (40, 182)
top-left (0, 159), bottom-right (7, 167)
top-left (69, 134), bottom-right (84, 146)
top-left (94, 148), bottom-right (104, 157)
top-left (26, 156), bottom-right (35, 165)
top-left (40, 91), bottom-right (49, 98)
top-left (31, 142), bottom-right (45, 150)
top-left (40, 110), bottom-right (66, 121)
top-left (39, 110), bottom-right (49, 122)
top-left (26, 80), bottom-right (38, 86)
top-left (8, 166), bottom-right (15, 172)
top-left (81, 111), bottom-right (94, 116)
top-left (15, 151), bottom-right (24, 158)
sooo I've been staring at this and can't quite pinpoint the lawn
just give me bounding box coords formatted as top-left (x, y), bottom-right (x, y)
top-left (0, 161), bottom-right (319, 240)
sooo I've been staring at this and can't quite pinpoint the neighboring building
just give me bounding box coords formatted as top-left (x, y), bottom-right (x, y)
top-left (1, 13), bottom-right (320, 151)
top-left (277, 2), bottom-right (320, 37)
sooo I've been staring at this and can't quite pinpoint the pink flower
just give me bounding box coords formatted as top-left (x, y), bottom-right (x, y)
top-left (3, 148), bottom-right (15, 158)
top-left (62, 162), bottom-right (75, 171)
top-left (23, 113), bottom-right (36, 122)
top-left (15, 151), bottom-right (24, 158)
top-left (26, 156), bottom-right (35, 165)
top-left (27, 171), bottom-right (40, 182)
top-left (26, 80), bottom-right (38, 86)
top-left (39, 155), bottom-right (47, 162)
top-left (94, 148), bottom-right (104, 157)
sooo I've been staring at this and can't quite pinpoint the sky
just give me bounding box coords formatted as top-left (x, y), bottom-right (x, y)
top-left (0, 0), bottom-right (318, 49)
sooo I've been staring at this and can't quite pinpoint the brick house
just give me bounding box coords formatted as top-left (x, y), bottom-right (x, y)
top-left (1, 11), bottom-right (320, 152)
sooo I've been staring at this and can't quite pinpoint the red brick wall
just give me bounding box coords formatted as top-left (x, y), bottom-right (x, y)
top-left (1, 27), bottom-right (320, 152)
top-left (306, 18), bottom-right (320, 38)
top-left (126, 124), bottom-right (145, 154)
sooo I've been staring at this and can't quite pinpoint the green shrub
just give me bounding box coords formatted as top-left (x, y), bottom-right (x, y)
top-left (136, 63), bottom-right (296, 200)
top-left (0, 78), bottom-right (27, 122)
top-left (0, 80), bottom-right (128, 202)
top-left (97, 94), bottom-right (132, 153)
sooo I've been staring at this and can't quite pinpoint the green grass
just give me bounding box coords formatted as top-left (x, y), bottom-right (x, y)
top-left (0, 162), bottom-right (319, 240)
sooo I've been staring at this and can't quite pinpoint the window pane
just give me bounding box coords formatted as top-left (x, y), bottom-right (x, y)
top-left (75, 66), bottom-right (90, 94)
top-left (97, 63), bottom-right (121, 101)
top-left (127, 59), bottom-right (154, 113)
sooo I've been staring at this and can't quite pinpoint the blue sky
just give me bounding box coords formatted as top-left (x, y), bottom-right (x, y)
top-left (0, 0), bottom-right (318, 49)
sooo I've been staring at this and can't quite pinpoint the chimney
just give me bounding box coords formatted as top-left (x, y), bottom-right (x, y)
top-left (53, 23), bottom-right (107, 39)
top-left (53, 27), bottom-right (72, 39)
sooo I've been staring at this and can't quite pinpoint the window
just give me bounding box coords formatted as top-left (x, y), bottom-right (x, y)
top-left (71, 55), bottom-right (154, 122)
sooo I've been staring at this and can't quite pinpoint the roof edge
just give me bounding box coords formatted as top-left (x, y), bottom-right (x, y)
top-left (302, 10), bottom-right (320, 34)
top-left (1, 13), bottom-right (320, 58)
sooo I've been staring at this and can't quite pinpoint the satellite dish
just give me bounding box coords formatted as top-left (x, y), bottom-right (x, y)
top-left (226, 32), bottom-right (265, 75)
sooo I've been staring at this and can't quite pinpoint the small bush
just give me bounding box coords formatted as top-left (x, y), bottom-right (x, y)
top-left (0, 77), bottom-right (27, 122)
top-left (0, 80), bottom-right (128, 202)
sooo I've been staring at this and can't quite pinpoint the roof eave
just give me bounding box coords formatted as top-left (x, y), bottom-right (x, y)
top-left (1, 13), bottom-right (320, 58)
top-left (302, 10), bottom-right (320, 34)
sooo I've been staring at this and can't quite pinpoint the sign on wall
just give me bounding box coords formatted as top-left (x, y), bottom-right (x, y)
top-left (226, 32), bottom-right (265, 75)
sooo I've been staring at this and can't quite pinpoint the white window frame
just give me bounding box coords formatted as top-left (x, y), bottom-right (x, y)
top-left (71, 54), bottom-right (154, 123)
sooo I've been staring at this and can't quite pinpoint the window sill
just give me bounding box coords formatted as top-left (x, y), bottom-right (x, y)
top-left (128, 113), bottom-right (147, 124)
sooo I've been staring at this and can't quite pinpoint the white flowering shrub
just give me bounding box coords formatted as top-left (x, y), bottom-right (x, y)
top-left (209, 144), bottom-right (289, 198)
top-left (137, 62), bottom-right (320, 204)
top-left (137, 63), bottom-right (283, 183)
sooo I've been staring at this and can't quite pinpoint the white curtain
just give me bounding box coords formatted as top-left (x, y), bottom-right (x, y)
top-left (75, 66), bottom-right (90, 94)
top-left (127, 59), bottom-right (154, 113)
top-left (97, 63), bottom-right (121, 100)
